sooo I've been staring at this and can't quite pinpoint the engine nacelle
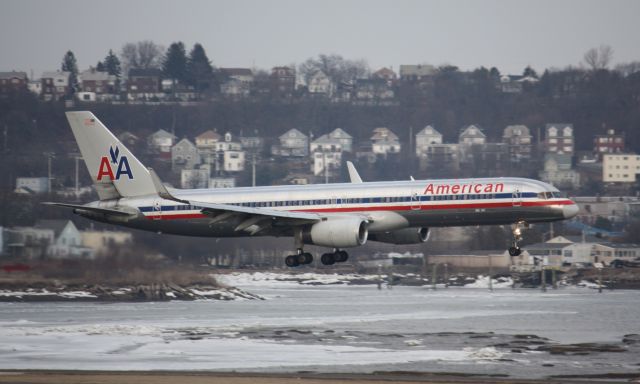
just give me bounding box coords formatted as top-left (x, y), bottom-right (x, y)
top-left (369, 227), bottom-right (430, 245)
top-left (303, 217), bottom-right (368, 248)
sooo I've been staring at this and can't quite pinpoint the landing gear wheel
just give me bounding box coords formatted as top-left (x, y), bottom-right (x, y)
top-left (508, 247), bottom-right (522, 256)
top-left (320, 253), bottom-right (336, 265)
top-left (334, 250), bottom-right (349, 263)
top-left (298, 252), bottom-right (313, 265)
top-left (285, 255), bottom-right (300, 267)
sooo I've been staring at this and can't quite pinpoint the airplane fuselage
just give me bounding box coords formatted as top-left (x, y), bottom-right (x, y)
top-left (81, 177), bottom-right (577, 239)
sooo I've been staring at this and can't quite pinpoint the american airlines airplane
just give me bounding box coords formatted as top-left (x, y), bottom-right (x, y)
top-left (47, 111), bottom-right (579, 267)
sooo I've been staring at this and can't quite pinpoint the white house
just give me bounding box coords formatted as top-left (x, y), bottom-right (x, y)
top-left (415, 125), bottom-right (443, 157)
top-left (272, 128), bottom-right (309, 157)
top-left (147, 129), bottom-right (177, 158)
top-left (307, 70), bottom-right (334, 97)
top-left (545, 123), bottom-right (574, 155)
top-left (34, 220), bottom-right (93, 259)
top-left (328, 128), bottom-right (353, 152)
top-left (312, 151), bottom-right (342, 177)
top-left (371, 127), bottom-right (401, 155)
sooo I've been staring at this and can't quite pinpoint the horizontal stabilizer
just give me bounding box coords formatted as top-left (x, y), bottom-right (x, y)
top-left (43, 202), bottom-right (138, 216)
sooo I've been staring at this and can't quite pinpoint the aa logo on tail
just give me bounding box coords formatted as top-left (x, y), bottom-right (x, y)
top-left (97, 146), bottom-right (134, 181)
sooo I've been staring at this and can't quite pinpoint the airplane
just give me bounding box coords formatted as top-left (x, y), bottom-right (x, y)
top-left (46, 111), bottom-right (579, 267)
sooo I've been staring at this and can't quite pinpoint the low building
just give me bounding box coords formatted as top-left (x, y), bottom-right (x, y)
top-left (15, 177), bottom-right (49, 194)
top-left (307, 70), bottom-right (334, 97)
top-left (371, 127), bottom-right (401, 156)
top-left (272, 128), bottom-right (309, 157)
top-left (502, 125), bottom-right (532, 162)
top-left (270, 66), bottom-right (296, 96)
top-left (181, 168), bottom-right (210, 189)
top-left (171, 138), bottom-right (201, 170)
top-left (41, 71), bottom-right (70, 101)
top-left (602, 153), bottom-right (640, 183)
top-left (312, 150), bottom-right (342, 177)
top-left (3, 226), bottom-right (54, 259)
top-left (34, 220), bottom-right (93, 259)
top-left (147, 129), bottom-right (177, 159)
top-left (594, 129), bottom-right (624, 159)
top-left (593, 243), bottom-right (640, 265)
top-left (127, 68), bottom-right (162, 100)
top-left (209, 177), bottom-right (236, 188)
top-left (458, 125), bottom-right (486, 163)
top-left (79, 68), bottom-right (118, 100)
top-left (81, 230), bottom-right (133, 256)
top-left (399, 64), bottom-right (437, 82)
top-left (415, 125), bottom-right (443, 157)
top-left (539, 153), bottom-right (580, 190)
top-left (372, 67), bottom-right (397, 82)
top-left (0, 71), bottom-right (28, 95)
top-left (354, 79), bottom-right (394, 102)
top-left (220, 68), bottom-right (253, 98)
top-left (545, 123), bottom-right (574, 155)
top-left (327, 128), bottom-right (353, 152)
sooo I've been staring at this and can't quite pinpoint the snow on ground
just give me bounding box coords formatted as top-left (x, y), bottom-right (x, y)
top-left (215, 272), bottom-right (379, 287)
top-left (462, 275), bottom-right (514, 289)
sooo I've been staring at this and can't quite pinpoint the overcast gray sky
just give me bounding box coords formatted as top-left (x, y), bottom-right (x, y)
top-left (2, 0), bottom-right (639, 77)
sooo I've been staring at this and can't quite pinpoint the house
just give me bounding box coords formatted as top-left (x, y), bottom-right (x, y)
top-left (592, 243), bottom-right (640, 265)
top-left (312, 151), bottom-right (342, 177)
top-left (224, 149), bottom-right (245, 172)
top-left (27, 79), bottom-right (42, 96)
top-left (79, 68), bottom-right (117, 101)
top-left (41, 71), bottom-right (70, 101)
top-left (209, 177), bottom-right (236, 188)
top-left (415, 125), bottom-right (443, 157)
top-left (371, 127), bottom-right (401, 155)
top-left (327, 128), bottom-right (353, 152)
top-left (203, 132), bottom-right (245, 172)
top-left (117, 131), bottom-right (140, 147)
top-left (220, 68), bottom-right (254, 83)
top-left (240, 136), bottom-right (264, 151)
top-left (545, 123), bottom-right (574, 155)
top-left (147, 129), bottom-right (177, 159)
top-left (270, 66), bottom-right (296, 96)
top-left (34, 220), bottom-right (93, 259)
top-left (499, 74), bottom-right (538, 93)
top-left (466, 142), bottom-right (510, 177)
top-left (502, 125), bottom-right (532, 162)
top-left (3, 226), bottom-right (54, 259)
top-left (221, 78), bottom-right (251, 98)
top-left (458, 125), bottom-right (486, 162)
top-left (602, 153), bottom-right (640, 183)
top-left (399, 64), bottom-right (437, 82)
top-left (310, 134), bottom-right (343, 178)
top-left (372, 67), bottom-right (397, 82)
top-left (419, 144), bottom-right (460, 173)
top-left (181, 169), bottom-right (210, 189)
top-left (272, 128), bottom-right (309, 157)
top-left (195, 130), bottom-right (221, 149)
top-left (15, 177), bottom-right (49, 194)
top-left (81, 230), bottom-right (132, 256)
top-left (354, 79), bottom-right (394, 102)
top-left (539, 153), bottom-right (580, 189)
top-left (127, 68), bottom-right (162, 100)
top-left (171, 138), bottom-right (201, 170)
top-left (307, 70), bottom-right (334, 97)
top-left (0, 71), bottom-right (28, 94)
top-left (594, 128), bottom-right (625, 159)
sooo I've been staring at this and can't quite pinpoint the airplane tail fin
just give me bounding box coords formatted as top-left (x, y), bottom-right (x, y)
top-left (65, 111), bottom-right (156, 200)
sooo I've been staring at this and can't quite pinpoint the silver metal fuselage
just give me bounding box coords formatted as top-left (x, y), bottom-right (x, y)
top-left (81, 177), bottom-right (578, 239)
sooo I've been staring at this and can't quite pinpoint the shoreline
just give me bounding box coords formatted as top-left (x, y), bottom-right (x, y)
top-left (3, 370), bottom-right (636, 384)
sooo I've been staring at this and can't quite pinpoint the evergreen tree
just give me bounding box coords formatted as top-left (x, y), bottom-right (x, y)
top-left (523, 65), bottom-right (538, 78)
top-left (162, 42), bottom-right (188, 87)
top-left (103, 49), bottom-right (122, 78)
top-left (61, 50), bottom-right (79, 94)
top-left (96, 61), bottom-right (105, 72)
top-left (186, 43), bottom-right (213, 94)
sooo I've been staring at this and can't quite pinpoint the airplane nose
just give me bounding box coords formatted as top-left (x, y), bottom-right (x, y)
top-left (563, 202), bottom-right (579, 219)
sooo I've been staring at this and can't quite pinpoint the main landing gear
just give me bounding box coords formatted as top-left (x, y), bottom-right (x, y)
top-left (508, 222), bottom-right (527, 256)
top-left (285, 249), bottom-right (313, 267)
top-left (320, 250), bottom-right (349, 266)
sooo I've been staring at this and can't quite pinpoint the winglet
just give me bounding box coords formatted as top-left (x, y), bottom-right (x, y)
top-left (148, 167), bottom-right (189, 204)
top-left (346, 161), bottom-right (363, 183)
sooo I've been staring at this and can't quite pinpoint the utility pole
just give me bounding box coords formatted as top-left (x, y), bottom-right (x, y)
top-left (488, 253), bottom-right (493, 292)
top-left (252, 152), bottom-right (256, 187)
top-left (444, 263), bottom-right (449, 288)
top-left (541, 259), bottom-right (547, 293)
top-left (44, 152), bottom-right (55, 193)
top-left (324, 150), bottom-right (329, 184)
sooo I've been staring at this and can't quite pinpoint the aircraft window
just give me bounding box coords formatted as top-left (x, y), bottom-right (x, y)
top-left (552, 192), bottom-right (562, 198)
top-left (538, 193), bottom-right (546, 199)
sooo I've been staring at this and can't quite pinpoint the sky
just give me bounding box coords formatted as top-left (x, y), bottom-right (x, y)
top-left (2, 0), bottom-right (640, 77)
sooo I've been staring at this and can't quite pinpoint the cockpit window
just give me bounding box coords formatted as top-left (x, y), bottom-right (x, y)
top-left (538, 192), bottom-right (547, 199)
top-left (552, 192), bottom-right (562, 198)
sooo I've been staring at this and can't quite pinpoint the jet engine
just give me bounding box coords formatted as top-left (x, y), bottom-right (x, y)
top-left (369, 227), bottom-right (430, 245)
top-left (303, 217), bottom-right (368, 248)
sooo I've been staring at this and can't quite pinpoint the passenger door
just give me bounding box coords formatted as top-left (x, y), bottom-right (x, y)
top-left (512, 187), bottom-right (522, 207)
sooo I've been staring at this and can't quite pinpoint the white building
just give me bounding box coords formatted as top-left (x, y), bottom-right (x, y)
top-left (15, 177), bottom-right (49, 194)
top-left (209, 177), bottom-right (236, 188)
top-left (371, 127), bottom-right (401, 155)
top-left (327, 128), bottom-right (353, 152)
top-left (272, 128), bottom-right (309, 157)
top-left (147, 129), bottom-right (177, 157)
top-left (603, 153), bottom-right (640, 183)
top-left (415, 125), bottom-right (443, 157)
top-left (171, 138), bottom-right (201, 170)
top-left (312, 151), bottom-right (342, 177)
top-left (307, 71), bottom-right (334, 97)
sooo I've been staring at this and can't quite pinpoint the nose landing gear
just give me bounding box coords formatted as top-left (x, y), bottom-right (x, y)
top-left (508, 222), bottom-right (527, 256)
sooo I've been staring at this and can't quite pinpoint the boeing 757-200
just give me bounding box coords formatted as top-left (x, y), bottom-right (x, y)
top-left (47, 111), bottom-right (579, 267)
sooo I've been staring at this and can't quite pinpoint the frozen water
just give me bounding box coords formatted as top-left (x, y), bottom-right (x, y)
top-left (0, 280), bottom-right (638, 378)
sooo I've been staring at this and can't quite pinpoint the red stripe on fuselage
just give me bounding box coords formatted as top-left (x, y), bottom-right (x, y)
top-left (143, 199), bottom-right (574, 220)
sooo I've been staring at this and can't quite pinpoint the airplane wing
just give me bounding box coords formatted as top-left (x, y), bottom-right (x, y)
top-left (147, 168), bottom-right (322, 234)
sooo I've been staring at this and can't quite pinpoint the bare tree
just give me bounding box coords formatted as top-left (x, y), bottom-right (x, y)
top-left (583, 45), bottom-right (614, 71)
top-left (120, 40), bottom-right (164, 76)
top-left (615, 61), bottom-right (640, 77)
top-left (299, 54), bottom-right (369, 84)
